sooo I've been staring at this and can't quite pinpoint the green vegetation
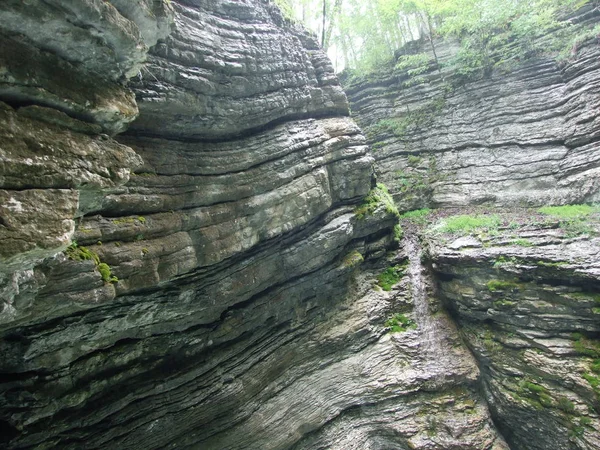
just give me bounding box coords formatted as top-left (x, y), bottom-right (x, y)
top-left (493, 299), bottom-right (516, 309)
top-left (65, 242), bottom-right (100, 264)
top-left (557, 396), bottom-right (576, 413)
top-left (487, 279), bottom-right (521, 292)
top-left (537, 204), bottom-right (599, 238)
top-left (355, 183), bottom-right (399, 219)
top-left (112, 216), bottom-right (148, 226)
top-left (436, 214), bottom-right (501, 234)
top-left (393, 224), bottom-right (403, 242)
top-left (385, 313), bottom-right (417, 333)
top-left (64, 242), bottom-right (118, 284)
top-left (377, 264), bottom-right (406, 291)
top-left (538, 204), bottom-right (599, 218)
top-left (342, 250), bottom-right (364, 268)
top-left (400, 208), bottom-right (432, 219)
top-left (557, 24), bottom-right (600, 62)
top-left (407, 154), bottom-right (422, 166)
top-left (97, 263), bottom-right (118, 283)
top-left (513, 238), bottom-right (533, 247)
top-left (369, 96), bottom-right (446, 140)
top-left (519, 379), bottom-right (553, 408)
top-left (275, 0), bottom-right (593, 80)
top-left (572, 333), bottom-right (600, 359)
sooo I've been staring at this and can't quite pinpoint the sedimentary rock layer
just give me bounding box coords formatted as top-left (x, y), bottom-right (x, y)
top-left (344, 14), bottom-right (600, 211)
top-left (426, 211), bottom-right (600, 450)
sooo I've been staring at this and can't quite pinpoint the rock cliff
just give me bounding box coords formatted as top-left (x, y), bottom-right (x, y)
top-left (0, 1), bottom-right (506, 449)
top-left (344, 5), bottom-right (600, 449)
top-left (343, 6), bottom-right (600, 212)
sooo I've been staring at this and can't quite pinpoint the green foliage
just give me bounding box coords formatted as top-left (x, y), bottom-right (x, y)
top-left (519, 379), bottom-right (553, 408)
top-left (407, 155), bottom-right (422, 166)
top-left (395, 53), bottom-right (434, 76)
top-left (557, 396), bottom-right (576, 413)
top-left (355, 183), bottom-right (399, 219)
top-left (436, 214), bottom-right (501, 234)
top-left (557, 24), bottom-right (600, 62)
top-left (572, 334), bottom-right (600, 359)
top-left (377, 264), bottom-right (406, 291)
top-left (385, 313), bottom-right (417, 333)
top-left (272, 0), bottom-right (295, 20)
top-left (487, 279), bottom-right (521, 292)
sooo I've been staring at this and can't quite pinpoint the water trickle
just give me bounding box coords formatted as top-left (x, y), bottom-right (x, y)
top-left (403, 232), bottom-right (454, 382)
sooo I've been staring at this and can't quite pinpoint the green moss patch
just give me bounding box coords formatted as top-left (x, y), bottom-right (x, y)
top-left (436, 214), bottom-right (501, 234)
top-left (355, 183), bottom-right (399, 219)
top-left (377, 264), bottom-right (406, 291)
top-left (538, 204), bottom-right (599, 219)
top-left (385, 313), bottom-right (417, 333)
top-left (64, 242), bottom-right (117, 284)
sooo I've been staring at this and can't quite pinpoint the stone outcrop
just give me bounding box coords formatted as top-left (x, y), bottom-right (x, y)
top-left (343, 8), bottom-right (600, 211)
top-left (0, 1), bottom-right (507, 449)
top-left (424, 209), bottom-right (600, 450)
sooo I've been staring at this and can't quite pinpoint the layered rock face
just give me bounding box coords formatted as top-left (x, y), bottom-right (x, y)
top-left (0, 1), bottom-right (507, 449)
top-left (425, 210), bottom-right (600, 450)
top-left (344, 6), bottom-right (600, 449)
top-left (343, 9), bottom-right (600, 211)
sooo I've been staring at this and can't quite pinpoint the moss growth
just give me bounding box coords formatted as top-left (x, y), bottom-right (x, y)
top-left (393, 224), bottom-right (403, 242)
top-left (493, 299), bottom-right (516, 309)
top-left (572, 334), bottom-right (600, 359)
top-left (377, 265), bottom-right (406, 291)
top-left (65, 243), bottom-right (100, 265)
top-left (64, 243), bottom-right (117, 284)
top-left (97, 263), bottom-right (118, 283)
top-left (436, 214), bottom-right (501, 234)
top-left (513, 238), bottom-right (533, 247)
top-left (355, 183), bottom-right (399, 219)
top-left (342, 250), bottom-right (364, 268)
top-left (400, 208), bottom-right (432, 219)
top-left (407, 155), bottom-right (422, 166)
top-left (385, 313), bottom-right (417, 333)
top-left (557, 396), bottom-right (576, 413)
top-left (487, 279), bottom-right (521, 292)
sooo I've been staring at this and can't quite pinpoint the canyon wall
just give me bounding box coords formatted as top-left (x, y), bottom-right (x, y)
top-left (343, 6), bottom-right (600, 212)
top-left (0, 1), bottom-right (506, 449)
top-left (344, 6), bottom-right (600, 449)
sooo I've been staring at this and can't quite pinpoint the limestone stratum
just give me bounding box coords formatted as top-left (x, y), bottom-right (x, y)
top-left (0, 1), bottom-right (599, 449)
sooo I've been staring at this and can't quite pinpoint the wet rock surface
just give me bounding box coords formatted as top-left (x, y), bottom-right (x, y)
top-left (419, 209), bottom-right (600, 450)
